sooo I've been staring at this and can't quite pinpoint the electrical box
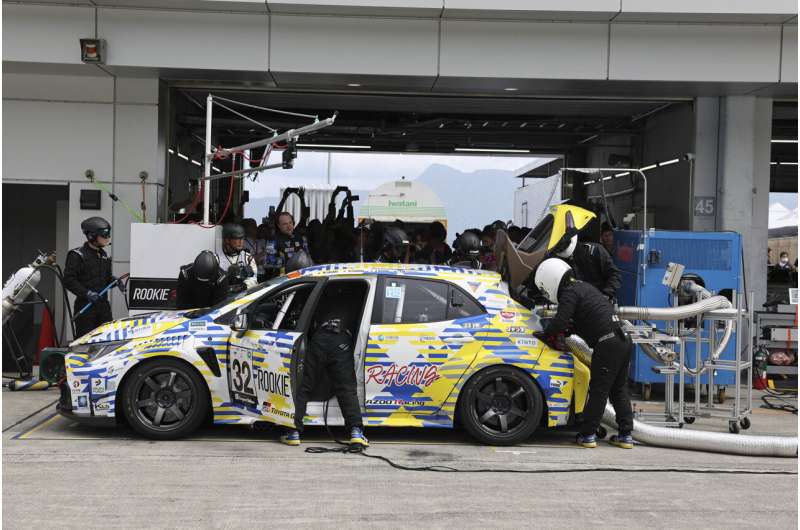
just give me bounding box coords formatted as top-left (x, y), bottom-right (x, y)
top-left (614, 230), bottom-right (742, 386)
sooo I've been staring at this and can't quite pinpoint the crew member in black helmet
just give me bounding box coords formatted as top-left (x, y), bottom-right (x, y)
top-left (450, 231), bottom-right (483, 269)
top-left (63, 217), bottom-right (115, 337)
top-left (176, 251), bottom-right (229, 310)
top-left (376, 226), bottom-right (411, 264)
top-left (221, 223), bottom-right (257, 293)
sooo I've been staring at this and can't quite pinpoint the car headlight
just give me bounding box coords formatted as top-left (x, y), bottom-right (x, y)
top-left (70, 340), bottom-right (129, 361)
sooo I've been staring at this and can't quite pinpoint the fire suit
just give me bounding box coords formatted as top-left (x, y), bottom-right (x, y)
top-left (63, 243), bottom-right (114, 337)
top-left (294, 320), bottom-right (363, 433)
top-left (542, 278), bottom-right (633, 437)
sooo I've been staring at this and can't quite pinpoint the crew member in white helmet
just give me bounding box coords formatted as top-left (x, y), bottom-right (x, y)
top-left (534, 258), bottom-right (633, 450)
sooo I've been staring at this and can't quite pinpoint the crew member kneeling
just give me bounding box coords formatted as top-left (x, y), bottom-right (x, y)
top-left (534, 258), bottom-right (634, 449)
top-left (176, 251), bottom-right (228, 310)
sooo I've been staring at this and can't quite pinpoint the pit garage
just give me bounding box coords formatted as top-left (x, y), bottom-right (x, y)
top-left (2, 1), bottom-right (799, 527)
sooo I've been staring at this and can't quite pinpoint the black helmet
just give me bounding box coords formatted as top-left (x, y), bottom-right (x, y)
top-left (81, 217), bottom-right (111, 240)
top-left (222, 223), bottom-right (245, 239)
top-left (193, 251), bottom-right (219, 282)
top-left (491, 220), bottom-right (507, 232)
top-left (454, 231), bottom-right (481, 256)
top-left (285, 249), bottom-right (313, 273)
top-left (382, 226), bottom-right (410, 250)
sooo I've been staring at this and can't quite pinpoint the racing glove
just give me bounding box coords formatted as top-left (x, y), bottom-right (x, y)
top-left (86, 290), bottom-right (100, 303)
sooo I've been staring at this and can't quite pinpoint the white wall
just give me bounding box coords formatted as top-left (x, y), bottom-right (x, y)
top-left (513, 174), bottom-right (561, 228)
top-left (3, 68), bottom-right (163, 321)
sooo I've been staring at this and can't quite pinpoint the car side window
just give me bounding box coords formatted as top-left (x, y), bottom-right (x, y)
top-left (376, 278), bottom-right (449, 324)
top-left (249, 283), bottom-right (314, 331)
top-left (447, 285), bottom-right (486, 320)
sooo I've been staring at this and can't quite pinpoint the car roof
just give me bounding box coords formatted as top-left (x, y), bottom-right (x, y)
top-left (292, 262), bottom-right (503, 291)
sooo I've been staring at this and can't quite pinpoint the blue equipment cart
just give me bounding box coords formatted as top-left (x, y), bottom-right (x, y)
top-left (613, 230), bottom-right (742, 393)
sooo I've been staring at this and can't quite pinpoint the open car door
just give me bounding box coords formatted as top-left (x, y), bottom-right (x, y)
top-left (227, 279), bottom-right (323, 427)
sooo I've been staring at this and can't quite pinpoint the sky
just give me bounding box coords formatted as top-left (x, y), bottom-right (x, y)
top-left (243, 151), bottom-right (547, 199)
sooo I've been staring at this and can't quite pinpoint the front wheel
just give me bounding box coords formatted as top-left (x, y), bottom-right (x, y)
top-left (458, 366), bottom-right (544, 446)
top-left (122, 359), bottom-right (209, 440)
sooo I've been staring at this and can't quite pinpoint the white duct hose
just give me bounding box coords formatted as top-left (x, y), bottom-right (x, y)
top-left (616, 295), bottom-right (734, 367)
top-left (564, 335), bottom-right (798, 458)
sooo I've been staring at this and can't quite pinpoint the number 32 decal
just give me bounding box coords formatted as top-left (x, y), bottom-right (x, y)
top-left (231, 358), bottom-right (255, 395)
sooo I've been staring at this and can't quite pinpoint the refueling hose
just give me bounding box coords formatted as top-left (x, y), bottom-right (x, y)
top-left (564, 335), bottom-right (798, 457)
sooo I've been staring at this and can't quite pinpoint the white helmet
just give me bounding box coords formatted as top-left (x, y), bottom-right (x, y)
top-left (556, 234), bottom-right (578, 258)
top-left (534, 258), bottom-right (573, 303)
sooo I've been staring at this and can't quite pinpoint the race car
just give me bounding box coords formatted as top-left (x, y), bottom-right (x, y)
top-left (59, 262), bottom-right (591, 445)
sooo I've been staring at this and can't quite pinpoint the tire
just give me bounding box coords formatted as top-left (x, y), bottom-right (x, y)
top-left (728, 421), bottom-right (740, 434)
top-left (122, 358), bottom-right (209, 440)
top-left (458, 366), bottom-right (544, 446)
top-left (684, 416), bottom-right (695, 424)
top-left (740, 417), bottom-right (751, 430)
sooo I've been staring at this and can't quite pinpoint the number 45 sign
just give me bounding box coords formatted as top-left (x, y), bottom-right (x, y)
top-left (694, 196), bottom-right (716, 217)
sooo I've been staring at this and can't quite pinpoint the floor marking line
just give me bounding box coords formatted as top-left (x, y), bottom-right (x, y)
top-left (13, 412), bottom-right (61, 440)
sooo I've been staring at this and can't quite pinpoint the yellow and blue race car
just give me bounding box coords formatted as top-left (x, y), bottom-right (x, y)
top-left (59, 204), bottom-right (598, 445)
top-left (59, 262), bottom-right (590, 445)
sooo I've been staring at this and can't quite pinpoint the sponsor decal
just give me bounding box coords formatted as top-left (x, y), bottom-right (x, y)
top-left (375, 335), bottom-right (399, 342)
top-left (255, 367), bottom-right (290, 398)
top-left (76, 394), bottom-right (89, 409)
top-left (514, 338), bottom-right (537, 347)
top-left (91, 378), bottom-right (107, 395)
top-left (189, 320), bottom-right (207, 331)
top-left (366, 364), bottom-right (440, 388)
top-left (366, 398), bottom-right (426, 407)
top-left (127, 277), bottom-right (177, 310)
top-left (106, 366), bottom-right (117, 376)
top-left (462, 322), bottom-right (482, 329)
top-left (385, 285), bottom-right (403, 299)
top-left (417, 336), bottom-right (437, 342)
top-left (550, 379), bottom-right (567, 389)
top-left (500, 310), bottom-right (515, 321)
top-left (95, 402), bottom-right (110, 411)
top-left (127, 325), bottom-right (154, 339)
top-left (388, 200), bottom-right (418, 208)
top-left (507, 326), bottom-right (527, 334)
top-left (72, 380), bottom-right (81, 389)
top-left (262, 402), bottom-right (294, 419)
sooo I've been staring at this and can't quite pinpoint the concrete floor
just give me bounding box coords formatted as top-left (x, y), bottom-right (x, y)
top-left (2, 385), bottom-right (797, 529)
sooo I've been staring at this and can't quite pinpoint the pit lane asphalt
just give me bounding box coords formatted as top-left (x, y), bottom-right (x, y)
top-left (3, 386), bottom-right (797, 529)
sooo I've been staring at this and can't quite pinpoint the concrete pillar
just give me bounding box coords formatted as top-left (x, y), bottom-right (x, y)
top-left (692, 97), bottom-right (720, 232)
top-left (717, 96), bottom-right (773, 306)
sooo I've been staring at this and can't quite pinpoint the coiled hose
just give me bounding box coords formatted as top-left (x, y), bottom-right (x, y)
top-left (564, 335), bottom-right (798, 457)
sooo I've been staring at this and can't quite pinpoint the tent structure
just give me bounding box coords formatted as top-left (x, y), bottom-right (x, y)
top-left (358, 179), bottom-right (447, 226)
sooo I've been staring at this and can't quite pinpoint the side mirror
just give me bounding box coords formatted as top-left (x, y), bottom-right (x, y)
top-left (232, 311), bottom-right (249, 331)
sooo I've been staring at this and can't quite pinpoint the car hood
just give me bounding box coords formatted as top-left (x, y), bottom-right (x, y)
top-left (70, 311), bottom-right (189, 346)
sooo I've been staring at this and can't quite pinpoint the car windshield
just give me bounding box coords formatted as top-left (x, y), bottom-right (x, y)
top-left (183, 275), bottom-right (289, 319)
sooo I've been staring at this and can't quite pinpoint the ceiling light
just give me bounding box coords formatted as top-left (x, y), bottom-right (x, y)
top-left (771, 161), bottom-right (778, 165)
top-left (780, 161), bottom-right (799, 165)
top-left (347, 83), bottom-right (362, 87)
top-left (659, 158), bottom-right (680, 167)
top-left (520, 122), bottom-right (528, 128)
top-left (640, 164), bottom-right (657, 171)
top-left (558, 123), bottom-right (566, 129)
top-left (615, 172), bottom-right (630, 178)
top-left (601, 176), bottom-right (612, 181)
top-left (771, 139), bottom-right (798, 143)
top-left (168, 149), bottom-right (175, 154)
top-left (191, 159), bottom-right (202, 167)
top-left (504, 87), bottom-right (518, 92)
top-left (455, 147), bottom-right (531, 153)
top-left (583, 180), bottom-right (595, 186)
top-left (438, 123), bottom-right (445, 128)
top-left (482, 121), bottom-right (489, 127)
top-left (296, 143), bottom-right (371, 149)
top-left (177, 152), bottom-right (189, 161)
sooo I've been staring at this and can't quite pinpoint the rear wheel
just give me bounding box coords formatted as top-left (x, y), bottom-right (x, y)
top-left (458, 366), bottom-right (544, 446)
top-left (122, 359), bottom-right (209, 440)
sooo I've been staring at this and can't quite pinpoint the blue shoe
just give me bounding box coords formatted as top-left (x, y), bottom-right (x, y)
top-left (576, 433), bottom-right (597, 448)
top-left (280, 430), bottom-right (301, 446)
top-left (349, 427), bottom-right (369, 447)
top-left (609, 433), bottom-right (634, 449)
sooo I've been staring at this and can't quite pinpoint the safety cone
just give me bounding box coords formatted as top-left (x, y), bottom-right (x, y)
top-left (36, 306), bottom-right (56, 365)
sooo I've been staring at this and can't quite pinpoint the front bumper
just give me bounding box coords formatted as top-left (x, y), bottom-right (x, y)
top-left (56, 382), bottom-right (116, 426)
